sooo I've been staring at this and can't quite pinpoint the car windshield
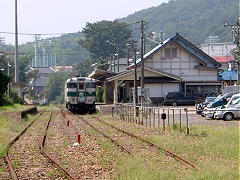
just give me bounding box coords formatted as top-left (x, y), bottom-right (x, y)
top-left (205, 97), bottom-right (215, 103)
top-left (230, 97), bottom-right (240, 105)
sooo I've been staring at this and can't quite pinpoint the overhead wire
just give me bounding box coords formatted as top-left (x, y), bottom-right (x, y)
top-left (0, 21), bottom-right (140, 36)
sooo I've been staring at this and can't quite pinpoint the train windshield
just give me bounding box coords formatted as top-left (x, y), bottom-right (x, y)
top-left (79, 83), bottom-right (84, 90)
top-left (86, 83), bottom-right (96, 88)
top-left (67, 83), bottom-right (77, 88)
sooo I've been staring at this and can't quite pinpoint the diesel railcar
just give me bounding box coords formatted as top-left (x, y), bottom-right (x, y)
top-left (65, 77), bottom-right (96, 113)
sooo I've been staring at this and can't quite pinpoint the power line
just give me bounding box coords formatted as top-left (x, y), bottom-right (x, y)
top-left (0, 31), bottom-right (80, 36)
top-left (0, 22), bottom-right (139, 36)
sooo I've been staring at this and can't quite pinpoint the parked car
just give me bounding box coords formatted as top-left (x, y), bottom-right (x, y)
top-left (214, 93), bottom-right (240, 120)
top-left (163, 92), bottom-right (203, 106)
top-left (196, 97), bottom-right (216, 115)
top-left (202, 92), bottom-right (238, 119)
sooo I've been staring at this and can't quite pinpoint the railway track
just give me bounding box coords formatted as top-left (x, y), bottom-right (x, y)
top-left (78, 116), bottom-right (133, 155)
top-left (75, 116), bottom-right (197, 170)
top-left (3, 111), bottom-right (77, 180)
top-left (85, 115), bottom-right (198, 170)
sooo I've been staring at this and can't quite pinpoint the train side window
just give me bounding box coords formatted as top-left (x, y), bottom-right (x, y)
top-left (79, 84), bottom-right (84, 90)
top-left (67, 83), bottom-right (77, 88)
top-left (86, 83), bottom-right (96, 88)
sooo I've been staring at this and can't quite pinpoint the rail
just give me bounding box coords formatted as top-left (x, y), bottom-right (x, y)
top-left (92, 116), bottom-right (198, 170)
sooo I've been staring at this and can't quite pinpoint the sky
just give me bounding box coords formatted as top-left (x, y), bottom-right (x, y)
top-left (0, 0), bottom-right (169, 45)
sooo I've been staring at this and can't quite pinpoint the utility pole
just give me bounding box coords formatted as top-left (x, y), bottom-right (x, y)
top-left (225, 20), bottom-right (240, 85)
top-left (54, 53), bottom-right (57, 67)
top-left (7, 56), bottom-right (11, 96)
top-left (116, 44), bottom-right (119, 73)
top-left (126, 40), bottom-right (131, 66)
top-left (34, 34), bottom-right (41, 67)
top-left (110, 55), bottom-right (113, 72)
top-left (160, 31), bottom-right (164, 44)
top-left (133, 48), bottom-right (138, 105)
top-left (113, 54), bottom-right (116, 73)
top-left (14, 0), bottom-right (19, 83)
top-left (140, 20), bottom-right (146, 105)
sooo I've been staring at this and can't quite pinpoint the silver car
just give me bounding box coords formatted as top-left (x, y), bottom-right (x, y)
top-left (214, 93), bottom-right (240, 120)
top-left (214, 105), bottom-right (240, 120)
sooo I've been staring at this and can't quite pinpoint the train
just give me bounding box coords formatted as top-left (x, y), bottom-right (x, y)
top-left (65, 77), bottom-right (96, 113)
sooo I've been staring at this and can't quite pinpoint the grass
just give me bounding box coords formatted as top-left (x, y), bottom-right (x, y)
top-left (37, 104), bottom-right (60, 112)
top-left (0, 104), bottom-right (34, 112)
top-left (0, 117), bottom-right (9, 157)
top-left (97, 115), bottom-right (239, 180)
top-left (0, 104), bottom-right (53, 159)
top-left (0, 106), bottom-right (238, 179)
top-left (101, 139), bottom-right (115, 151)
top-left (115, 156), bottom-right (177, 180)
top-left (12, 159), bottom-right (20, 169)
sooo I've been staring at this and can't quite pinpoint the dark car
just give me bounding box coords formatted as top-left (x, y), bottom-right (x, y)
top-left (196, 97), bottom-right (216, 115)
top-left (163, 92), bottom-right (203, 106)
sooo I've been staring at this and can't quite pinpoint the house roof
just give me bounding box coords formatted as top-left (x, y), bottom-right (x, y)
top-left (107, 66), bottom-right (181, 82)
top-left (88, 69), bottom-right (116, 81)
top-left (128, 33), bottom-right (221, 69)
top-left (32, 67), bottom-right (56, 74)
top-left (218, 70), bottom-right (238, 81)
top-left (212, 56), bottom-right (234, 63)
top-left (29, 76), bottom-right (48, 87)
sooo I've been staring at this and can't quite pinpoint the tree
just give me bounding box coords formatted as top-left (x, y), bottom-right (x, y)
top-left (44, 71), bottom-right (69, 103)
top-left (79, 20), bottom-right (132, 59)
top-left (74, 59), bottom-right (107, 77)
top-left (19, 55), bottom-right (33, 83)
top-left (0, 72), bottom-right (10, 106)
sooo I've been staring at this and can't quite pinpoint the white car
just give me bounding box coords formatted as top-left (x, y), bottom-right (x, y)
top-left (214, 93), bottom-right (240, 120)
top-left (203, 93), bottom-right (239, 119)
top-left (203, 107), bottom-right (216, 119)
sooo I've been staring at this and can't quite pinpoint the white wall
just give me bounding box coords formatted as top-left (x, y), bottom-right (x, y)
top-left (201, 42), bottom-right (236, 57)
top-left (145, 83), bottom-right (180, 97)
top-left (145, 43), bottom-right (218, 82)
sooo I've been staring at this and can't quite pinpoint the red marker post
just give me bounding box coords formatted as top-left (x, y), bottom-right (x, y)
top-left (77, 134), bottom-right (81, 144)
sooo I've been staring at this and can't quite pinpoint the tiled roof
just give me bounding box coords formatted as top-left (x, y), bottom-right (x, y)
top-left (29, 76), bottom-right (48, 87)
top-left (212, 56), bottom-right (234, 63)
top-left (32, 67), bottom-right (56, 74)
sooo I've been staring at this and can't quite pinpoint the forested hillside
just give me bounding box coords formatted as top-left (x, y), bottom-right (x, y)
top-left (122, 0), bottom-right (238, 45)
top-left (2, 0), bottom-right (237, 66)
top-left (2, 33), bottom-right (90, 66)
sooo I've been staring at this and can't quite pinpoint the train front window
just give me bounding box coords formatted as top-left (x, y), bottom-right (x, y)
top-left (67, 83), bottom-right (77, 88)
top-left (79, 83), bottom-right (84, 90)
top-left (86, 83), bottom-right (96, 88)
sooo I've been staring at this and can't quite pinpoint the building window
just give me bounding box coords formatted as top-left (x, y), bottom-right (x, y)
top-left (164, 48), bottom-right (170, 58)
top-left (164, 47), bottom-right (178, 59)
top-left (172, 48), bottom-right (178, 58)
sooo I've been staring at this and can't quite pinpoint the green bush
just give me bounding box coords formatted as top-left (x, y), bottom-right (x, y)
top-left (96, 87), bottom-right (104, 102)
top-left (9, 90), bottom-right (23, 104)
top-left (0, 96), bottom-right (13, 106)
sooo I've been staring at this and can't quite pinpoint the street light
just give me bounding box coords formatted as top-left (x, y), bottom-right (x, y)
top-left (106, 40), bottom-right (120, 73)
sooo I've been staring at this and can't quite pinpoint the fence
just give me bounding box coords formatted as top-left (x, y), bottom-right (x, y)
top-left (115, 104), bottom-right (190, 134)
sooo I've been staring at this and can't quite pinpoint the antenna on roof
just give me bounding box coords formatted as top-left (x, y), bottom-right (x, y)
top-left (160, 31), bottom-right (163, 44)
